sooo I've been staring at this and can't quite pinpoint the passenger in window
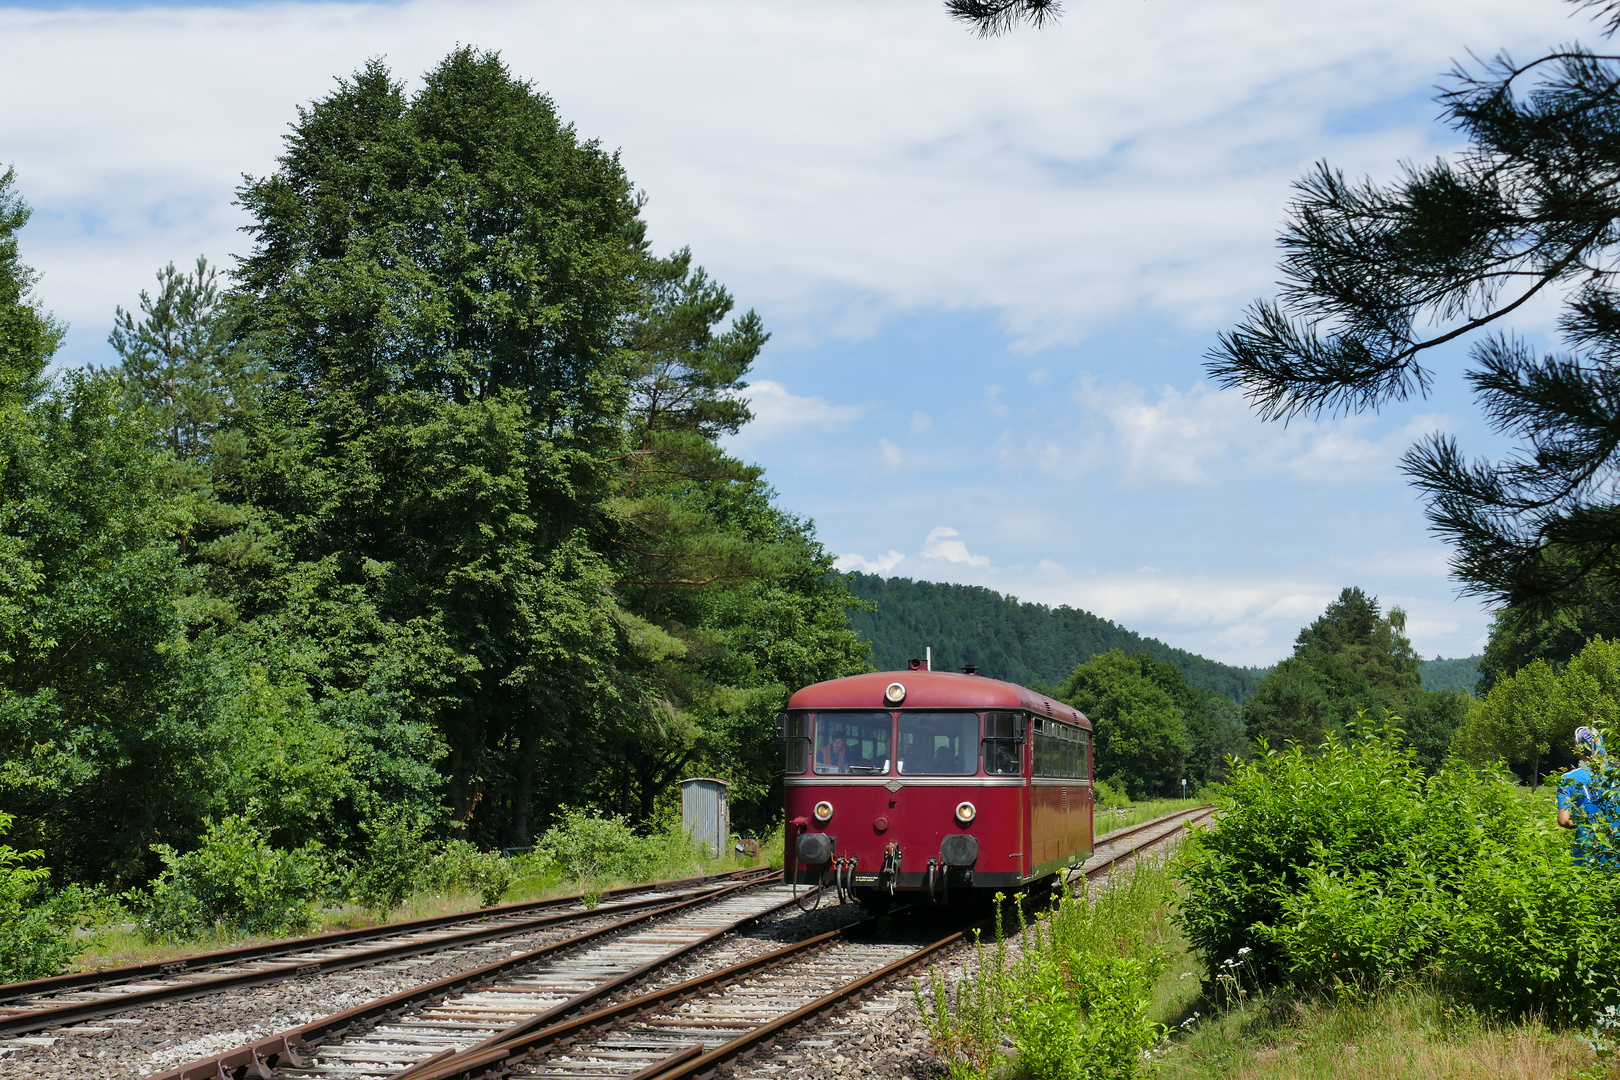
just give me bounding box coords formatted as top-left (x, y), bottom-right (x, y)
top-left (931, 745), bottom-right (958, 774)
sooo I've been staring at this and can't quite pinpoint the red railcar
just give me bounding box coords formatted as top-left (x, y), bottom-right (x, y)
top-left (780, 664), bottom-right (1093, 907)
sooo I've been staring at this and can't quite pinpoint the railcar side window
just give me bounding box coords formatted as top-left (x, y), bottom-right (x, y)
top-left (898, 712), bottom-right (979, 775)
top-left (813, 712), bottom-right (892, 774)
top-left (982, 711), bottom-right (1025, 775)
top-left (783, 713), bottom-right (810, 774)
top-left (1032, 721), bottom-right (1090, 778)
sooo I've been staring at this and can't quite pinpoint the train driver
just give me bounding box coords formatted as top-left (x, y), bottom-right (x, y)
top-left (816, 731), bottom-right (850, 773)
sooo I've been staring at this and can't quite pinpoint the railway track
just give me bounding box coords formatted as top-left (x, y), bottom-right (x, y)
top-left (0, 869), bottom-right (771, 1040)
top-left (145, 806), bottom-right (1207, 1080)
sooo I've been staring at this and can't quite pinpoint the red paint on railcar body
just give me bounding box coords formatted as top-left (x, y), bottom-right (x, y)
top-left (780, 669), bottom-right (1095, 906)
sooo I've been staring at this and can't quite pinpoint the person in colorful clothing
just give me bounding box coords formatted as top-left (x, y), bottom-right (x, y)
top-left (816, 732), bottom-right (849, 773)
top-left (1558, 726), bottom-right (1620, 865)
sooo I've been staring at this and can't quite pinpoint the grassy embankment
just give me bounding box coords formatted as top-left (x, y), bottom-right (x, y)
top-left (67, 831), bottom-right (786, 974)
top-left (921, 786), bottom-right (1615, 1080)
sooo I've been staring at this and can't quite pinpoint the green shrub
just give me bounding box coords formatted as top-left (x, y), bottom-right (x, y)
top-left (539, 809), bottom-right (658, 885)
top-left (351, 806), bottom-right (431, 917)
top-left (1175, 714), bottom-right (1429, 986)
top-left (1177, 713), bottom-right (1620, 1021)
top-left (0, 813), bottom-right (108, 981)
top-left (1092, 778), bottom-right (1131, 810)
top-left (420, 839), bottom-right (518, 908)
top-left (135, 813), bottom-right (329, 941)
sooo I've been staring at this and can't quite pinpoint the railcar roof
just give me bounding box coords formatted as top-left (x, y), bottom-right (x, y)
top-left (788, 670), bottom-right (1091, 730)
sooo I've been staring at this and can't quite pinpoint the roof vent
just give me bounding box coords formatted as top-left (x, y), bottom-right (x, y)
top-left (962, 664), bottom-right (979, 675)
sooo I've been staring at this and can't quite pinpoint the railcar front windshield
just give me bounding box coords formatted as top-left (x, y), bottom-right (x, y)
top-left (897, 712), bottom-right (979, 775)
top-left (813, 712), bottom-right (892, 774)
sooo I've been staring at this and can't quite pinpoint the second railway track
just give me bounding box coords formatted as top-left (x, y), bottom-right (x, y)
top-left (0, 869), bottom-right (776, 1041)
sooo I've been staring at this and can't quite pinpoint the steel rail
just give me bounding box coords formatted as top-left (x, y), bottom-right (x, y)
top-left (1077, 805), bottom-right (1216, 883)
top-left (0, 871), bottom-right (774, 1039)
top-left (146, 873), bottom-right (792, 1080)
top-left (403, 805), bottom-right (1210, 1080)
top-left (1092, 803), bottom-right (1213, 849)
top-left (0, 866), bottom-right (768, 1006)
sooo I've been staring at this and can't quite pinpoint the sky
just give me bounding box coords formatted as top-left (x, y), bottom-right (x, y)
top-left (0, 0), bottom-right (1596, 666)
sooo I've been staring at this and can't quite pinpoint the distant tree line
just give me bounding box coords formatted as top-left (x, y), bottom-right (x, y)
top-left (844, 573), bottom-right (1268, 701)
top-left (0, 49), bottom-right (867, 888)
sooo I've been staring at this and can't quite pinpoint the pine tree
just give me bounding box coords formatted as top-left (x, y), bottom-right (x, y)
top-left (1207, 1), bottom-right (1620, 615)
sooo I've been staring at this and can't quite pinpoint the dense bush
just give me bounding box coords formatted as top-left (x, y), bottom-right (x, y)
top-left (1177, 714), bottom-right (1620, 1021)
top-left (350, 807), bottom-right (432, 917)
top-left (419, 840), bottom-right (521, 908)
top-left (539, 810), bottom-right (659, 884)
top-left (135, 814), bottom-right (329, 941)
top-left (0, 813), bottom-right (107, 981)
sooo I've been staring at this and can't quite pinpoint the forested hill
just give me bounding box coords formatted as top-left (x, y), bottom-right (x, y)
top-left (843, 573), bottom-right (1269, 701)
top-left (1418, 655), bottom-right (1482, 694)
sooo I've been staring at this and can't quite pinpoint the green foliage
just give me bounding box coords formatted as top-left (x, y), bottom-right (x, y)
top-left (1478, 582), bottom-right (1620, 693)
top-left (1178, 714), bottom-right (1620, 1022)
top-left (539, 809), bottom-right (657, 884)
top-left (1454, 637), bottom-right (1620, 781)
top-left (419, 839), bottom-right (519, 908)
top-left (1204, 0), bottom-right (1620, 611)
top-left (1091, 778), bottom-right (1130, 810)
top-left (1418, 655), bottom-right (1481, 694)
top-left (1059, 650), bottom-right (1187, 797)
top-left (1242, 587), bottom-right (1465, 770)
top-left (844, 572), bottom-right (1266, 701)
top-left (916, 862), bottom-right (1173, 1080)
top-left (134, 813), bottom-right (329, 941)
top-left (110, 256), bottom-right (266, 463)
top-left (0, 812), bottom-right (103, 981)
top-left (0, 166), bottom-right (62, 408)
top-left (1057, 649), bottom-right (1243, 795)
top-left (351, 806), bottom-right (433, 917)
top-left (0, 51), bottom-right (868, 899)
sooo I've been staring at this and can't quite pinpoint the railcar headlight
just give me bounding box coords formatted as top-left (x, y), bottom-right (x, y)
top-left (955, 801), bottom-right (977, 824)
top-left (813, 800), bottom-right (835, 823)
top-left (885, 681), bottom-right (906, 704)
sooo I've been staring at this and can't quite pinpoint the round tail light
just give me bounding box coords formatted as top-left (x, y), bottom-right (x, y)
top-left (813, 800), bottom-right (834, 823)
top-left (955, 801), bottom-right (977, 824)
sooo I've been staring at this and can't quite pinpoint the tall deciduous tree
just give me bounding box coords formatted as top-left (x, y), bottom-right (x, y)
top-left (1206, 2), bottom-right (1620, 615)
top-left (232, 49), bottom-right (648, 843)
top-left (1056, 649), bottom-right (1190, 798)
top-left (1243, 587), bottom-right (1469, 770)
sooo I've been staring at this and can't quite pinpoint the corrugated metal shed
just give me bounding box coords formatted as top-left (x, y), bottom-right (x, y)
top-left (680, 777), bottom-right (729, 858)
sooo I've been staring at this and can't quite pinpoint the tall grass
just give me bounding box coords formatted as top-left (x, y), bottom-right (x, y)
top-left (915, 858), bottom-right (1178, 1080)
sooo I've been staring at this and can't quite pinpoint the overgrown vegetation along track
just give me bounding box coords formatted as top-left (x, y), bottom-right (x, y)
top-left (0, 870), bottom-right (772, 1040)
top-left (387, 808), bottom-right (1214, 1080)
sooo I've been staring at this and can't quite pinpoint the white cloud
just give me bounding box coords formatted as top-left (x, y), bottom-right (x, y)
top-left (910, 410), bottom-right (933, 434)
top-left (836, 549), bottom-right (906, 574)
top-left (879, 437), bottom-right (904, 469)
top-left (0, 0), bottom-right (1575, 367)
top-left (735, 380), bottom-right (870, 440)
top-left (922, 526), bottom-right (992, 568)
top-left (996, 377), bottom-right (1456, 487)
